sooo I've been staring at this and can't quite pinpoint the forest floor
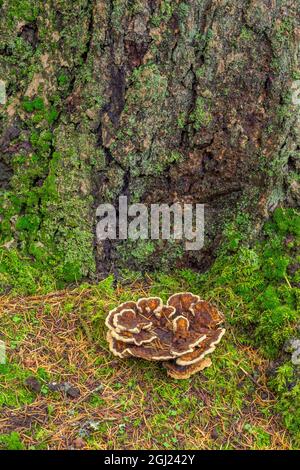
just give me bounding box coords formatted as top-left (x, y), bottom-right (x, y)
top-left (0, 207), bottom-right (299, 450)
top-left (0, 280), bottom-right (295, 450)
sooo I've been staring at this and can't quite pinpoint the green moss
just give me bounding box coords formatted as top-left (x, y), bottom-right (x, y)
top-left (292, 70), bottom-right (300, 80)
top-left (0, 432), bottom-right (24, 450)
top-left (0, 0), bottom-right (105, 295)
top-left (111, 0), bottom-right (126, 32)
top-left (274, 17), bottom-right (294, 47)
top-left (151, 0), bottom-right (174, 27)
top-left (243, 424), bottom-right (271, 449)
top-left (145, 207), bottom-right (300, 444)
top-left (195, 66), bottom-right (206, 78)
top-left (57, 73), bottom-right (69, 87)
top-left (0, 363), bottom-right (35, 407)
top-left (193, 29), bottom-right (213, 51)
top-left (116, 240), bottom-right (156, 267)
top-left (270, 364), bottom-right (300, 442)
top-left (202, 209), bottom-right (299, 358)
top-left (239, 26), bottom-right (254, 42)
top-left (23, 96), bottom-right (45, 113)
top-left (129, 63), bottom-right (168, 106)
top-left (146, 150), bottom-right (183, 175)
top-left (271, 207), bottom-right (300, 236)
top-left (0, 99), bottom-right (97, 293)
top-left (15, 214), bottom-right (40, 233)
top-left (45, 106), bottom-right (59, 125)
top-left (7, 0), bottom-right (39, 23)
top-left (178, 2), bottom-right (190, 20)
top-left (177, 111), bottom-right (187, 129)
top-left (190, 96), bottom-right (212, 130)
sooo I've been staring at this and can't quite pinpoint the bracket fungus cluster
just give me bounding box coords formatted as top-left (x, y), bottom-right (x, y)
top-left (106, 292), bottom-right (225, 379)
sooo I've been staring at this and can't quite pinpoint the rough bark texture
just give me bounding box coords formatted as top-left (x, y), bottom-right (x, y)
top-left (0, 1), bottom-right (299, 286)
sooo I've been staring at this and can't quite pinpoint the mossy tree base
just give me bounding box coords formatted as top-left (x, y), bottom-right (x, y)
top-left (0, 1), bottom-right (299, 291)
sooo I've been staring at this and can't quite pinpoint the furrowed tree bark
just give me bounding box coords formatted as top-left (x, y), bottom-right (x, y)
top-left (0, 1), bottom-right (299, 285)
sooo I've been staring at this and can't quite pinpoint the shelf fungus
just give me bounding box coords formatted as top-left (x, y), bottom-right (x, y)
top-left (106, 293), bottom-right (225, 379)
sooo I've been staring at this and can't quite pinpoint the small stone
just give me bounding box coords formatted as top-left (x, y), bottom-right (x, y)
top-left (292, 349), bottom-right (300, 366)
top-left (47, 381), bottom-right (80, 398)
top-left (66, 385), bottom-right (80, 399)
top-left (283, 338), bottom-right (300, 353)
top-left (48, 382), bottom-right (61, 392)
top-left (283, 338), bottom-right (300, 366)
top-left (25, 376), bottom-right (41, 393)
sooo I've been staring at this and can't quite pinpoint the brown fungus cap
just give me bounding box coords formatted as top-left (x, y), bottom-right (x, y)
top-left (163, 357), bottom-right (212, 380)
top-left (106, 292), bottom-right (225, 379)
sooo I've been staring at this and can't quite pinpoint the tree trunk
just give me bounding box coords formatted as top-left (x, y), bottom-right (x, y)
top-left (0, 0), bottom-right (299, 285)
